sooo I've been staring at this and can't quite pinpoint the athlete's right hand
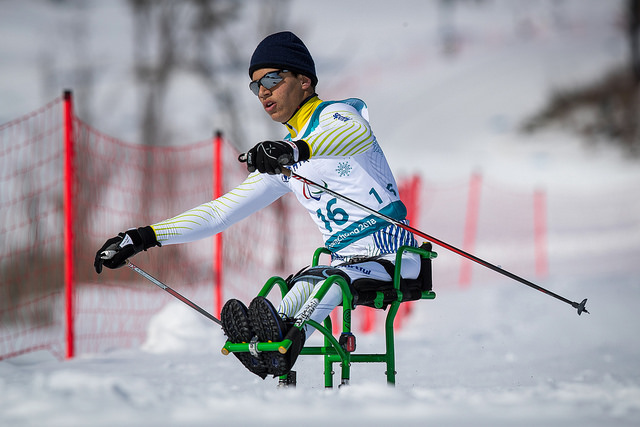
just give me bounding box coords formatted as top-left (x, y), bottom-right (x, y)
top-left (94, 226), bottom-right (160, 274)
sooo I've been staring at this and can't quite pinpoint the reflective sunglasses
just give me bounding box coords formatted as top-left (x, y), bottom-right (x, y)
top-left (249, 70), bottom-right (289, 96)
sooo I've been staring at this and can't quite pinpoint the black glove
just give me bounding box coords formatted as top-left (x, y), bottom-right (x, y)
top-left (94, 226), bottom-right (160, 274)
top-left (243, 140), bottom-right (310, 174)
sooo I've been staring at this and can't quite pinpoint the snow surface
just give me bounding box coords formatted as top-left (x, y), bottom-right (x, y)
top-left (2, 0), bottom-right (640, 426)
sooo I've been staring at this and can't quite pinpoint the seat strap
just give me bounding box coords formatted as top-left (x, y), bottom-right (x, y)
top-left (286, 266), bottom-right (351, 290)
top-left (337, 255), bottom-right (396, 278)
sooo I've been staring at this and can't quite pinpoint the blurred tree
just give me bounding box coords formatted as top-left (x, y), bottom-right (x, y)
top-left (521, 1), bottom-right (640, 156)
top-left (128, 0), bottom-right (242, 225)
top-left (628, 0), bottom-right (640, 83)
top-left (129, 0), bottom-right (242, 150)
top-left (438, 0), bottom-right (461, 56)
top-left (128, 0), bottom-right (293, 268)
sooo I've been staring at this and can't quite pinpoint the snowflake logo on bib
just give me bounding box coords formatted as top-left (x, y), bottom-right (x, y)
top-left (336, 161), bottom-right (352, 177)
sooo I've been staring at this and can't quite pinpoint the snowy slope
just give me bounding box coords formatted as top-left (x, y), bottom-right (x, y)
top-left (2, 273), bottom-right (638, 427)
top-left (1, 0), bottom-right (640, 426)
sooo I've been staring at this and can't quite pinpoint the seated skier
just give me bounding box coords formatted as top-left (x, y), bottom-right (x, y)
top-left (94, 31), bottom-right (421, 379)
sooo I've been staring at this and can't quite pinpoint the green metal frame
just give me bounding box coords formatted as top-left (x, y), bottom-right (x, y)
top-left (221, 245), bottom-right (437, 387)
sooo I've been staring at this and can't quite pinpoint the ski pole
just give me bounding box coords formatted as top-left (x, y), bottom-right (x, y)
top-left (281, 168), bottom-right (589, 316)
top-left (100, 250), bottom-right (222, 325)
top-left (125, 260), bottom-right (222, 325)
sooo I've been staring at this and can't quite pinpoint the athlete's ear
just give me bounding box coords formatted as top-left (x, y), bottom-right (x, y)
top-left (299, 75), bottom-right (312, 90)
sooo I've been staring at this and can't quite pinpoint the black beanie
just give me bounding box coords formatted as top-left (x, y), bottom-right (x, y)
top-left (249, 31), bottom-right (318, 86)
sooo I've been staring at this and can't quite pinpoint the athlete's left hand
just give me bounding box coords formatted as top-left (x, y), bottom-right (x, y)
top-left (242, 140), bottom-right (310, 174)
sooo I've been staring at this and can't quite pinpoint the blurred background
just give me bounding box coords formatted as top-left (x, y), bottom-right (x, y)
top-left (1, 0), bottom-right (639, 356)
top-left (1, 0), bottom-right (638, 167)
top-left (2, 3), bottom-right (640, 423)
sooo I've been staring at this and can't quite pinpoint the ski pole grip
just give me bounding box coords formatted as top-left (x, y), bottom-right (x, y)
top-left (237, 152), bottom-right (292, 177)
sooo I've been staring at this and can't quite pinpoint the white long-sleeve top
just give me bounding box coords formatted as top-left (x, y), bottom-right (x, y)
top-left (151, 96), bottom-right (417, 263)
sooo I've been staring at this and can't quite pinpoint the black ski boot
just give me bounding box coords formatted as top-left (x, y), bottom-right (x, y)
top-left (248, 297), bottom-right (304, 376)
top-left (221, 299), bottom-right (267, 379)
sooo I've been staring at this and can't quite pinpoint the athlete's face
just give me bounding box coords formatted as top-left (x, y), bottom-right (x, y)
top-left (251, 68), bottom-right (313, 123)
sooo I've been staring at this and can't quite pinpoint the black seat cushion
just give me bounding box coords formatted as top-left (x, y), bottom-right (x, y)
top-left (350, 243), bottom-right (433, 309)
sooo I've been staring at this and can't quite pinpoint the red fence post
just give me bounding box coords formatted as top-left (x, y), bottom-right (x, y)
top-left (213, 131), bottom-right (224, 318)
top-left (63, 90), bottom-right (75, 359)
top-left (534, 188), bottom-right (548, 278)
top-left (459, 171), bottom-right (482, 287)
